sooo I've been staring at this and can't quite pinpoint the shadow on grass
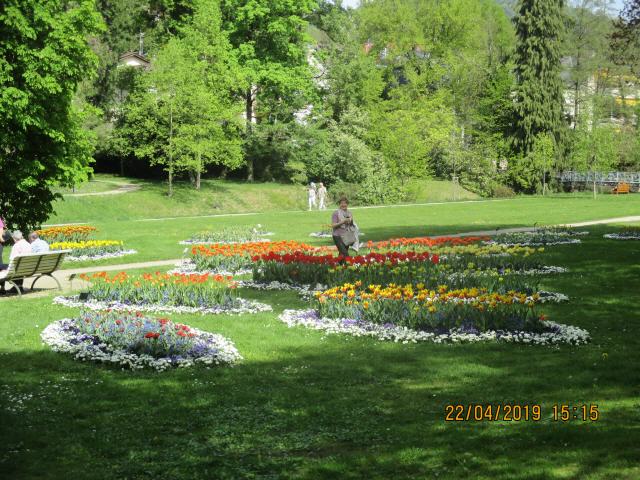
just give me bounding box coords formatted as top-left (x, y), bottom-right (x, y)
top-left (1, 337), bottom-right (639, 480)
top-left (1, 225), bottom-right (640, 480)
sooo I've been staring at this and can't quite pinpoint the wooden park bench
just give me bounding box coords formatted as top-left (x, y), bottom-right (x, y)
top-left (0, 250), bottom-right (70, 297)
top-left (612, 182), bottom-right (630, 194)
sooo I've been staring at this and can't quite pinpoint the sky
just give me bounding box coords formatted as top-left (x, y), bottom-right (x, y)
top-left (340, 0), bottom-right (626, 14)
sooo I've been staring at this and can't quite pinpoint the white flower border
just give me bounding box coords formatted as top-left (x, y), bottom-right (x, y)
top-left (63, 250), bottom-right (138, 262)
top-left (238, 280), bottom-right (323, 299)
top-left (179, 233), bottom-right (274, 246)
top-left (167, 260), bottom-right (251, 277)
top-left (41, 319), bottom-right (242, 371)
top-left (53, 295), bottom-right (272, 315)
top-left (487, 239), bottom-right (582, 247)
top-left (448, 266), bottom-right (568, 277)
top-left (279, 309), bottom-right (590, 345)
top-left (603, 233), bottom-right (640, 241)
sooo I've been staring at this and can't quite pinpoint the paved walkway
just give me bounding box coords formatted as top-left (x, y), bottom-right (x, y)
top-left (3, 214), bottom-right (639, 299)
top-left (0, 259), bottom-right (181, 300)
top-left (135, 199), bottom-right (504, 222)
top-left (64, 182), bottom-right (140, 197)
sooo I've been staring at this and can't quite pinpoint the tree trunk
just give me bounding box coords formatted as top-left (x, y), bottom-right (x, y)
top-left (246, 88), bottom-right (255, 181)
top-left (168, 102), bottom-right (174, 197)
top-left (196, 152), bottom-right (202, 190)
top-left (573, 80), bottom-right (580, 129)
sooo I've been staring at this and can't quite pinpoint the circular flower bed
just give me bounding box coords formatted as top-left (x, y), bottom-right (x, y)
top-left (280, 309), bottom-right (589, 345)
top-left (42, 311), bottom-right (242, 371)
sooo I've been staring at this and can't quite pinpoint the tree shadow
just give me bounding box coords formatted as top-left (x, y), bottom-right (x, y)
top-left (1, 225), bottom-right (639, 479)
top-left (1, 335), bottom-right (639, 480)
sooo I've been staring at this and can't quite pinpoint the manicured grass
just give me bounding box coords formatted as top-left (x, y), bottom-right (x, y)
top-left (47, 176), bottom-right (479, 224)
top-left (1, 220), bottom-right (640, 478)
top-left (49, 194), bottom-right (640, 270)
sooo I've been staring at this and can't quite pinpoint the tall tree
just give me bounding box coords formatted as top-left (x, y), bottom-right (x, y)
top-left (512, 0), bottom-right (567, 155)
top-left (119, 0), bottom-right (243, 195)
top-left (221, 0), bottom-right (318, 180)
top-left (563, 1), bottom-right (615, 128)
top-left (611, 0), bottom-right (640, 73)
top-left (0, 0), bottom-right (103, 230)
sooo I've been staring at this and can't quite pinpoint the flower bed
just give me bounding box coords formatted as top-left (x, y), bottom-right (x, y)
top-left (41, 310), bottom-right (242, 371)
top-left (50, 240), bottom-right (136, 261)
top-left (489, 230), bottom-right (587, 247)
top-left (366, 236), bottom-right (488, 252)
top-left (604, 229), bottom-right (640, 240)
top-left (280, 309), bottom-right (589, 345)
top-left (37, 225), bottom-right (97, 243)
top-left (314, 283), bottom-right (546, 333)
top-left (252, 248), bottom-right (550, 292)
top-left (41, 225), bottom-right (134, 260)
top-left (253, 251), bottom-right (440, 286)
top-left (79, 271), bottom-right (240, 308)
top-left (68, 271), bottom-right (271, 314)
top-left (180, 225), bottom-right (274, 245)
top-left (190, 240), bottom-right (319, 273)
top-left (238, 279), bottom-right (568, 303)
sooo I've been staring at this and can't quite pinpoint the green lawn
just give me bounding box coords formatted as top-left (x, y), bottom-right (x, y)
top-left (47, 175), bottom-right (479, 224)
top-left (2, 203), bottom-right (640, 478)
top-left (46, 193), bottom-right (640, 270)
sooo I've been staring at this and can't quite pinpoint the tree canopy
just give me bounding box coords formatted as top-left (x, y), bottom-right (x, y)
top-left (0, 0), bottom-right (103, 229)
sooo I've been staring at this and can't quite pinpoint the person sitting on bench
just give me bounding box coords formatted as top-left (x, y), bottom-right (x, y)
top-left (0, 230), bottom-right (32, 294)
top-left (29, 231), bottom-right (50, 253)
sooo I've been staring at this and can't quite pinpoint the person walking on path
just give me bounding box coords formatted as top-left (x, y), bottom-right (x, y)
top-left (317, 183), bottom-right (327, 210)
top-left (331, 196), bottom-right (357, 257)
top-left (307, 183), bottom-right (317, 211)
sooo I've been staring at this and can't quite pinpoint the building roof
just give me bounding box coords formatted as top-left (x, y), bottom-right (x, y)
top-left (118, 52), bottom-right (150, 68)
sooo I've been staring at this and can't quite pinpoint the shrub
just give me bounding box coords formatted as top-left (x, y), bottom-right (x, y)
top-left (491, 183), bottom-right (516, 198)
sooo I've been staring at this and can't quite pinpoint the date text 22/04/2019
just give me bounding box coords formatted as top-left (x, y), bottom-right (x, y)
top-left (444, 404), bottom-right (600, 422)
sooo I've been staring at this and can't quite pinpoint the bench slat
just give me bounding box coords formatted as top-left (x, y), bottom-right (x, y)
top-left (2, 251), bottom-right (69, 282)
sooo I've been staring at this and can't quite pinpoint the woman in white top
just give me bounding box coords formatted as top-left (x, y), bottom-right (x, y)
top-left (317, 182), bottom-right (327, 210)
top-left (307, 183), bottom-right (317, 211)
top-left (9, 230), bottom-right (32, 260)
